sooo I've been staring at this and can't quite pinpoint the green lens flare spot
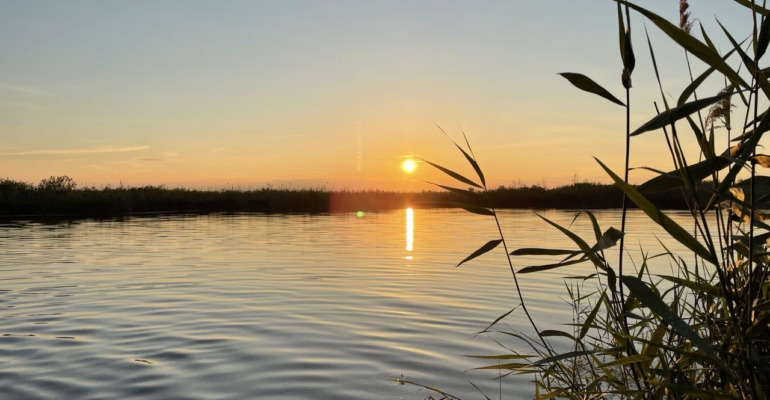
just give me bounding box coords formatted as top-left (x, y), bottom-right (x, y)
top-left (356, 211), bottom-right (365, 218)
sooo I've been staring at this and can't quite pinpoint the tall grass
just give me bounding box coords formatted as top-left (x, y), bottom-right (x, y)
top-left (418, 1), bottom-right (770, 398)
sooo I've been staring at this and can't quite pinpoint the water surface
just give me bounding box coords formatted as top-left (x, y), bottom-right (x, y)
top-left (0, 209), bottom-right (692, 399)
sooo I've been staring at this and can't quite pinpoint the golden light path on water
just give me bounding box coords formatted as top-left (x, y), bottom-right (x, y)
top-left (405, 207), bottom-right (414, 260)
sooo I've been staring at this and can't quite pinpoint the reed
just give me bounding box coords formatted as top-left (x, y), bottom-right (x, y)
top-left (418, 1), bottom-right (770, 398)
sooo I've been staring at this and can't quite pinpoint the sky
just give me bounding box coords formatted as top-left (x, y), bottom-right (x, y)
top-left (0, 1), bottom-right (752, 190)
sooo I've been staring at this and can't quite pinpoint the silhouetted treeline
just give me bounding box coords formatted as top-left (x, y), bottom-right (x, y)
top-left (484, 182), bottom-right (698, 209)
top-left (0, 176), bottom-right (700, 219)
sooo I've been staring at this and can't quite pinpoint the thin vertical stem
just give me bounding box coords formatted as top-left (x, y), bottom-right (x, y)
top-left (619, 89), bottom-right (630, 308)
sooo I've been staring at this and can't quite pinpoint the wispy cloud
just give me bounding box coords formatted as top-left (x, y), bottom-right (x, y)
top-left (0, 82), bottom-right (47, 96)
top-left (0, 146), bottom-right (149, 156)
top-left (4, 101), bottom-right (45, 111)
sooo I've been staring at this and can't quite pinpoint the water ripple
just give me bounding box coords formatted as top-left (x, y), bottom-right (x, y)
top-left (0, 210), bottom-right (692, 399)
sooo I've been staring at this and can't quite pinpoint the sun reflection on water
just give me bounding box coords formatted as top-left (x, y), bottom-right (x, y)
top-left (405, 208), bottom-right (413, 259)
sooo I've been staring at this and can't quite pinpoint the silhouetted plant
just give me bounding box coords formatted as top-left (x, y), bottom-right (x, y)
top-left (418, 1), bottom-right (770, 399)
top-left (38, 175), bottom-right (77, 193)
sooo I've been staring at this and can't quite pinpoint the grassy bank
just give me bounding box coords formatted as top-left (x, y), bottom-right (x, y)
top-left (0, 176), bottom-right (697, 218)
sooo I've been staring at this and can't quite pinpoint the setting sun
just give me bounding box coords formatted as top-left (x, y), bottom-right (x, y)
top-left (401, 159), bottom-right (416, 173)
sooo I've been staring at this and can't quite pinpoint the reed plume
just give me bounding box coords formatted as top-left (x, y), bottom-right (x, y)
top-left (680, 0), bottom-right (693, 34)
top-left (706, 85), bottom-right (734, 131)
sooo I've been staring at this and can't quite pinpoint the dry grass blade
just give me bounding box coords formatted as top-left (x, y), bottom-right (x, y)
top-left (752, 154), bottom-right (770, 167)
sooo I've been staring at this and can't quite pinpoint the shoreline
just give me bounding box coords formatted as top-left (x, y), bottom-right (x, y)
top-left (1, 178), bottom-right (700, 220)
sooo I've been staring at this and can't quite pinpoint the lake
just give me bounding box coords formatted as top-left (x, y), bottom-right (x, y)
top-left (0, 209), bottom-right (693, 399)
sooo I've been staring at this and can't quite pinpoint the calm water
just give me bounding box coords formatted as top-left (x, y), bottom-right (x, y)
top-left (0, 209), bottom-right (693, 399)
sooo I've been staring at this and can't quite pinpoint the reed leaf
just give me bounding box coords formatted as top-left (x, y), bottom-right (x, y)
top-left (618, 1), bottom-right (749, 89)
top-left (630, 91), bottom-right (738, 136)
top-left (678, 47), bottom-right (740, 107)
top-left (465, 354), bottom-right (534, 360)
top-left (593, 227), bottom-right (624, 253)
top-left (580, 292), bottom-right (606, 340)
top-left (620, 275), bottom-right (726, 369)
top-left (447, 202), bottom-right (495, 216)
top-left (623, 31), bottom-right (635, 74)
top-left (700, 22), bottom-right (719, 52)
top-left (732, 0), bottom-right (770, 16)
top-left (540, 330), bottom-right (576, 340)
top-left (457, 239), bottom-right (503, 267)
top-left (758, 10), bottom-right (770, 60)
top-left (472, 362), bottom-right (530, 370)
top-left (596, 158), bottom-right (718, 265)
top-left (640, 321), bottom-right (668, 372)
top-left (436, 124), bottom-right (487, 187)
top-left (650, 382), bottom-right (741, 400)
top-left (600, 354), bottom-right (654, 368)
top-left (706, 107), bottom-right (770, 210)
top-left (535, 213), bottom-right (607, 271)
top-left (746, 312), bottom-right (770, 339)
top-left (418, 158), bottom-right (482, 188)
top-left (752, 155), bottom-right (770, 168)
top-left (657, 275), bottom-right (722, 296)
top-left (716, 19), bottom-right (770, 99)
top-left (422, 181), bottom-right (481, 197)
top-left (456, 142), bottom-right (486, 188)
top-left (518, 258), bottom-right (587, 274)
top-left (510, 248), bottom-right (580, 256)
top-left (475, 307), bottom-right (518, 335)
top-left (533, 347), bottom-right (622, 367)
top-left (637, 157), bottom-right (730, 194)
top-left (581, 211), bottom-right (604, 244)
top-left (617, 2), bottom-right (626, 65)
top-left (558, 73), bottom-right (625, 107)
top-left (687, 116), bottom-right (716, 159)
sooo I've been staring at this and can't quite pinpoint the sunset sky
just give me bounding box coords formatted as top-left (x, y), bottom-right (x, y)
top-left (0, 1), bottom-right (749, 190)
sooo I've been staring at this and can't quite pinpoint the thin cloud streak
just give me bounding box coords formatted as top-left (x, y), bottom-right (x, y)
top-left (0, 82), bottom-right (47, 96)
top-left (0, 146), bottom-right (150, 156)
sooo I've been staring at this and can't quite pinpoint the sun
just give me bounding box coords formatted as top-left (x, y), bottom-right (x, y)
top-left (401, 159), bottom-right (416, 173)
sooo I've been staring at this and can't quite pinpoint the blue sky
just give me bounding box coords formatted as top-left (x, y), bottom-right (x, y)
top-left (0, 1), bottom-right (752, 189)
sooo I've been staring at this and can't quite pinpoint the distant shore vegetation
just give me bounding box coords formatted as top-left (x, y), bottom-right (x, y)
top-left (0, 175), bottom-right (698, 218)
